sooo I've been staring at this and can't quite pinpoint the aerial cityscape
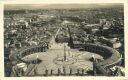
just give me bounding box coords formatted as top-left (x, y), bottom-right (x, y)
top-left (4, 4), bottom-right (124, 77)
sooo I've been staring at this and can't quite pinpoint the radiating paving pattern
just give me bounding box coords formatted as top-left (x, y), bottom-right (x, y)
top-left (22, 43), bottom-right (103, 75)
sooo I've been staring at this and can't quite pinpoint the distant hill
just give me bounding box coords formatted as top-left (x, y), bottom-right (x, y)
top-left (4, 3), bottom-right (123, 10)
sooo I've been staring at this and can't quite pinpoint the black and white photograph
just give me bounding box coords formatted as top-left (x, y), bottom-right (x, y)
top-left (3, 3), bottom-right (125, 77)
top-left (0, 0), bottom-right (127, 79)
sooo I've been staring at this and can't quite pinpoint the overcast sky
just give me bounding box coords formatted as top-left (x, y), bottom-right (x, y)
top-left (4, 3), bottom-right (123, 10)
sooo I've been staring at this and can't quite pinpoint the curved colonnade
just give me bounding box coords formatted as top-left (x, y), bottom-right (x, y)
top-left (74, 43), bottom-right (121, 67)
top-left (15, 43), bottom-right (121, 76)
top-left (16, 43), bottom-right (48, 63)
top-left (73, 43), bottom-right (122, 75)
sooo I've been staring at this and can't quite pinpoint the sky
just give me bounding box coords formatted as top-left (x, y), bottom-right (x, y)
top-left (4, 3), bottom-right (123, 10)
